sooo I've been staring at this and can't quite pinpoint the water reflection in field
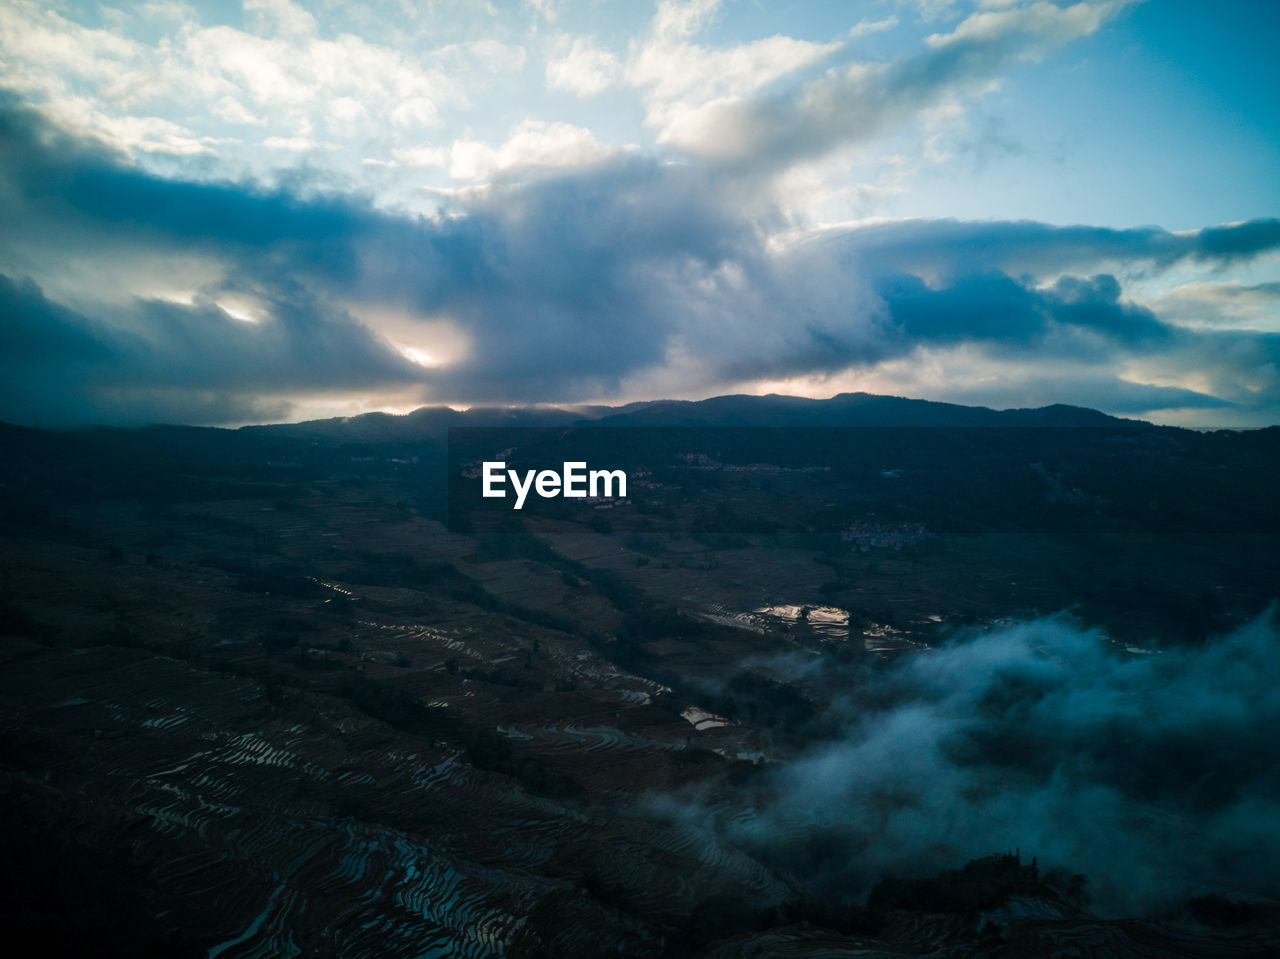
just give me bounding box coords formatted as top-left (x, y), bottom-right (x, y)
top-left (714, 604), bottom-right (933, 657)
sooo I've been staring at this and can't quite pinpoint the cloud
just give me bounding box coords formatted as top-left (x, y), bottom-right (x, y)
top-left (525, 0), bottom-right (563, 25)
top-left (391, 118), bottom-right (624, 180)
top-left (1124, 328), bottom-right (1280, 419)
top-left (0, 2), bottom-right (145, 100)
top-left (848, 16), bottom-right (901, 39)
top-left (845, 346), bottom-right (1235, 416)
top-left (211, 95), bottom-right (265, 126)
top-left (40, 103), bottom-right (226, 157)
top-left (652, 0), bottom-right (1136, 170)
top-left (178, 26), bottom-right (452, 116)
top-left (1151, 281), bottom-right (1280, 332)
top-left (801, 216), bottom-right (1280, 280)
top-left (546, 37), bottom-right (621, 97)
top-left (262, 135), bottom-right (332, 152)
top-left (0, 0), bottom-right (463, 170)
top-left (657, 612), bottom-right (1280, 916)
top-left (874, 270), bottom-right (1171, 352)
top-left (651, 0), bottom-right (723, 44)
top-left (442, 120), bottom-right (622, 182)
top-left (1, 97), bottom-right (1277, 426)
top-left (0, 270), bottom-right (423, 428)
top-left (244, 0), bottom-right (318, 37)
top-left (898, 0), bottom-right (964, 21)
top-left (628, 1), bottom-right (844, 144)
top-left (389, 97), bottom-right (440, 129)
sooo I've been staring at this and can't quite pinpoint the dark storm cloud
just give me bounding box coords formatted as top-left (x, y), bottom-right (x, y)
top-left (816, 216), bottom-right (1280, 280)
top-left (876, 271), bottom-right (1171, 353)
top-left (398, 158), bottom-right (770, 394)
top-left (1147, 327), bottom-right (1280, 419)
top-left (1, 97), bottom-right (1278, 425)
top-left (0, 100), bottom-right (379, 279)
top-left (0, 271), bottom-right (422, 428)
top-left (0, 99), bottom-right (879, 413)
top-left (0, 103), bottom-right (327, 237)
top-left (1198, 218), bottom-right (1280, 261)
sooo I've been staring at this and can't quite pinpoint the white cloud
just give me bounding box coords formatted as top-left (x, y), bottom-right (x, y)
top-left (652, 0), bottom-right (723, 44)
top-left (848, 15), bottom-right (900, 38)
top-left (179, 28), bottom-right (452, 113)
top-left (546, 37), bottom-right (620, 97)
top-left (633, 32), bottom-right (840, 108)
top-left (0, 2), bottom-right (146, 98)
top-left (927, 0), bottom-right (1130, 49)
top-left (0, 1), bottom-right (460, 172)
top-left (435, 39), bottom-right (528, 74)
top-left (39, 98), bottom-right (224, 155)
top-left (389, 96), bottom-right (440, 128)
top-left (651, 0), bottom-right (1134, 168)
top-left (390, 145), bottom-right (448, 168)
top-left (263, 134), bottom-right (329, 151)
top-left (443, 120), bottom-right (620, 182)
top-left (244, 0), bottom-right (317, 37)
top-left (525, 0), bottom-right (563, 24)
top-left (330, 96), bottom-right (367, 124)
top-left (389, 120), bottom-right (621, 180)
top-left (137, 1), bottom-right (197, 22)
top-left (212, 95), bottom-right (265, 125)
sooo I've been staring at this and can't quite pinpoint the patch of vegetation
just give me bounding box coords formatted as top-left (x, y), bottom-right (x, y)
top-left (867, 853), bottom-right (1042, 916)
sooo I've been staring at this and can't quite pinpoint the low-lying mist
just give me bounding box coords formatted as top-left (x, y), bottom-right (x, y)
top-left (654, 611), bottom-right (1280, 916)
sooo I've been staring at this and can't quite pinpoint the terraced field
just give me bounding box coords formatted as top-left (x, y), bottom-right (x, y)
top-left (0, 480), bottom-right (813, 957)
top-left (3, 454), bottom-right (1277, 958)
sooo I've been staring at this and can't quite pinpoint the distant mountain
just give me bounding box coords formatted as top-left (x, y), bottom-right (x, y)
top-left (1, 394), bottom-right (1273, 539)
top-left (0, 394), bottom-right (1154, 500)
top-left (587, 392), bottom-right (1143, 428)
top-left (241, 404), bottom-right (584, 444)
top-left (241, 392), bottom-right (1146, 441)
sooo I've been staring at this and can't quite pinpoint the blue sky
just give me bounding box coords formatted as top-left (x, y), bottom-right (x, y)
top-left (1, 0), bottom-right (1277, 426)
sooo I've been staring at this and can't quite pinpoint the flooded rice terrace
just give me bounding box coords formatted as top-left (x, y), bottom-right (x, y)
top-left (710, 603), bottom-right (933, 657)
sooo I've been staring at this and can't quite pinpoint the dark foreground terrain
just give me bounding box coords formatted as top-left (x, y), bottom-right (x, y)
top-left (1, 394), bottom-right (1278, 957)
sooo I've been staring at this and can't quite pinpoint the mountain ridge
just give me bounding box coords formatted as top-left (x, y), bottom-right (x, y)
top-left (227, 392), bottom-right (1150, 443)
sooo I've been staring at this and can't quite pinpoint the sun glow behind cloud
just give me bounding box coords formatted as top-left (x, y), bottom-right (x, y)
top-left (0, 0), bottom-right (1277, 427)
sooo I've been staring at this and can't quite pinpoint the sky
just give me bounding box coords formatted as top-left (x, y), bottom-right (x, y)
top-left (1, 0), bottom-right (1278, 428)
